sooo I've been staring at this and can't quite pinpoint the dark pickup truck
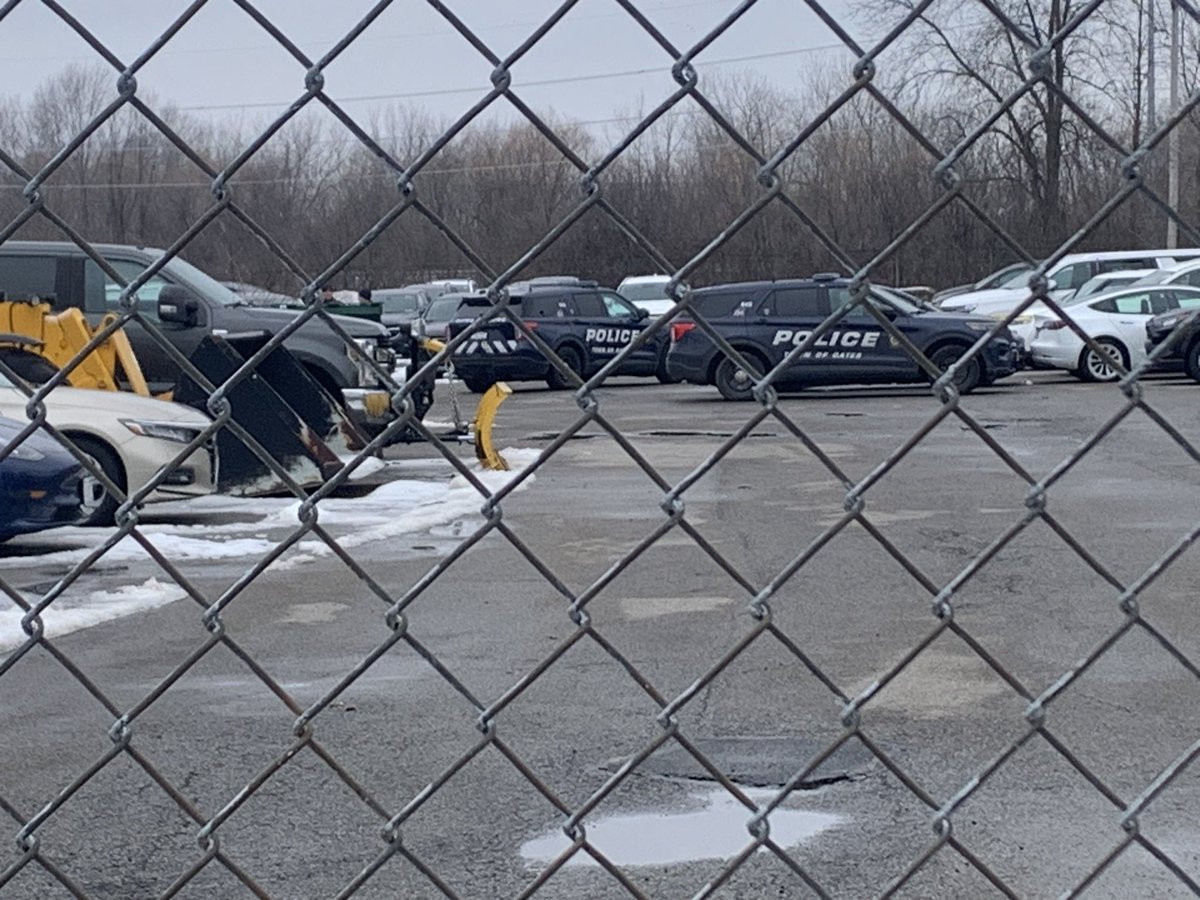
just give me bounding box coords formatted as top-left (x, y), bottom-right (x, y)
top-left (0, 241), bottom-right (397, 429)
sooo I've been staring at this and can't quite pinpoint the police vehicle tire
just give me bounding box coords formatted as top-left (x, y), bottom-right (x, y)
top-left (1077, 338), bottom-right (1125, 383)
top-left (655, 344), bottom-right (679, 384)
top-left (546, 345), bottom-right (583, 390)
top-left (928, 344), bottom-right (982, 394)
top-left (714, 354), bottom-right (763, 401)
top-left (68, 434), bottom-right (126, 528)
top-left (461, 374), bottom-right (492, 394)
top-left (1184, 339), bottom-right (1200, 383)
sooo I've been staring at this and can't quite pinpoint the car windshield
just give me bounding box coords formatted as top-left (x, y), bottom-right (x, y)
top-left (424, 296), bottom-right (464, 323)
top-left (378, 291), bottom-right (423, 314)
top-left (979, 263), bottom-right (1034, 290)
top-left (620, 282), bottom-right (670, 303)
top-left (869, 286), bottom-right (923, 314)
top-left (160, 254), bottom-right (245, 306)
top-left (1135, 269), bottom-right (1175, 286)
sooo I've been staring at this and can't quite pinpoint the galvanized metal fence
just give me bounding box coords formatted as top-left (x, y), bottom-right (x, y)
top-left (2, 0), bottom-right (1199, 897)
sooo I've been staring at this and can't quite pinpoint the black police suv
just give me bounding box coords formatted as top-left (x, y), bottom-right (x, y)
top-left (666, 276), bottom-right (1024, 399)
top-left (446, 283), bottom-right (671, 392)
top-left (1145, 306), bottom-right (1200, 381)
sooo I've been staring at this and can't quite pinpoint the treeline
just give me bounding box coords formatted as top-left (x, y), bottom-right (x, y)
top-left (1, 14), bottom-right (1197, 297)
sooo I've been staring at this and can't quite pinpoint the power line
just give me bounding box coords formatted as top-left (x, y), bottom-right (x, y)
top-left (178, 43), bottom-right (848, 112)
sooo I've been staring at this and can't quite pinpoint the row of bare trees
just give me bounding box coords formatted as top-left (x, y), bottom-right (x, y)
top-left (1, 0), bottom-right (1198, 295)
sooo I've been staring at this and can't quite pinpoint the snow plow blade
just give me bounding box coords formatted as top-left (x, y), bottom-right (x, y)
top-left (174, 333), bottom-right (366, 496)
top-left (474, 381), bottom-right (511, 471)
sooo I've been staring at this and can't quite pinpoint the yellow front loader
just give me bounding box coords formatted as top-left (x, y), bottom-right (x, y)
top-left (0, 300), bottom-right (151, 396)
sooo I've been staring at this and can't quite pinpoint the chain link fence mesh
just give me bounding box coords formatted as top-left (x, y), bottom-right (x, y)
top-left (1, 0), bottom-right (1199, 896)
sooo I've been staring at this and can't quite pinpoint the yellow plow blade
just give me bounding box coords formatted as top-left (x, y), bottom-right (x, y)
top-left (473, 381), bottom-right (512, 471)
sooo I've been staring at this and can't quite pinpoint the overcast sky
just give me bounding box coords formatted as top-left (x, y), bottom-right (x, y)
top-left (2, 0), bottom-right (875, 138)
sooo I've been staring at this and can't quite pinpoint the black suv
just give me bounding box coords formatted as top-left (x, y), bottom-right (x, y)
top-left (666, 275), bottom-right (1024, 398)
top-left (446, 284), bottom-right (670, 392)
top-left (0, 242), bottom-right (396, 427)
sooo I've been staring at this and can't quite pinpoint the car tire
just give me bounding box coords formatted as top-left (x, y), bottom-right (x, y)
top-left (714, 354), bottom-right (763, 401)
top-left (928, 344), bottom-right (983, 394)
top-left (461, 374), bottom-right (492, 393)
top-left (1184, 339), bottom-right (1200, 383)
top-left (546, 345), bottom-right (583, 390)
top-left (69, 435), bottom-right (125, 527)
top-left (1077, 338), bottom-right (1126, 383)
top-left (655, 344), bottom-right (679, 384)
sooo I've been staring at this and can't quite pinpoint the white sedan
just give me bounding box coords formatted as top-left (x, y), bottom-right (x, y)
top-left (0, 373), bottom-right (214, 526)
top-left (1023, 285), bottom-right (1200, 381)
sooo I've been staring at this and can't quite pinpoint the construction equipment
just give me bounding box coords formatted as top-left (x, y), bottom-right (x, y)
top-left (0, 301), bottom-right (149, 395)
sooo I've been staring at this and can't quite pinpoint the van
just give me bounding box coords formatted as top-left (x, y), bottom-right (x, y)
top-left (939, 249), bottom-right (1200, 316)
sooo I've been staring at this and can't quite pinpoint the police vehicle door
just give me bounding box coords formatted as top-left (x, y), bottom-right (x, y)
top-left (826, 285), bottom-right (909, 376)
top-left (581, 290), bottom-right (652, 367)
top-left (754, 285), bottom-right (835, 383)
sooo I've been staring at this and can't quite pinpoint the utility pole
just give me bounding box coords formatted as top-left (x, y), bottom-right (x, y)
top-left (1168, 0), bottom-right (1180, 248)
top-left (1148, 0), bottom-right (1156, 133)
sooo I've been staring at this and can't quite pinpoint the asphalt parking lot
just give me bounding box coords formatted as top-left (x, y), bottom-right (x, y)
top-left (3, 370), bottom-right (1200, 898)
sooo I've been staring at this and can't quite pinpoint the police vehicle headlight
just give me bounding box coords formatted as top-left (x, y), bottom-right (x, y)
top-left (6, 440), bottom-right (45, 461)
top-left (963, 320), bottom-right (996, 332)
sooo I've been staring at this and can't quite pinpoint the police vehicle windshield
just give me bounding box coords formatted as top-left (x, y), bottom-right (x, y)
top-left (831, 285), bottom-right (925, 316)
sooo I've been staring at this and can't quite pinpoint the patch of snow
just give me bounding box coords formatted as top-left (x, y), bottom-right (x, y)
top-left (0, 578), bottom-right (186, 651)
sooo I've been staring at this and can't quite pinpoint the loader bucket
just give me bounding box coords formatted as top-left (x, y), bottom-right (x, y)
top-left (174, 334), bottom-right (357, 496)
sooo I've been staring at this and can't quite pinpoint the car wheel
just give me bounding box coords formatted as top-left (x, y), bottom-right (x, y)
top-left (546, 345), bottom-right (583, 390)
top-left (70, 435), bottom-right (126, 527)
top-left (714, 354), bottom-right (762, 401)
top-left (655, 344), bottom-right (678, 384)
top-left (928, 344), bottom-right (982, 394)
top-left (1078, 338), bottom-right (1125, 383)
top-left (1185, 339), bottom-right (1200, 383)
top-left (461, 374), bottom-right (492, 393)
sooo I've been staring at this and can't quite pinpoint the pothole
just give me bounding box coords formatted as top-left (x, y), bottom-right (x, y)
top-left (604, 735), bottom-right (873, 789)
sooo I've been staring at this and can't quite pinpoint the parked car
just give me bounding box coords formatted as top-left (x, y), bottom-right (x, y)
top-left (1131, 258), bottom-right (1200, 290)
top-left (0, 369), bottom-right (214, 526)
top-left (220, 281), bottom-right (298, 307)
top-left (667, 275), bottom-right (1024, 398)
top-left (938, 249), bottom-right (1200, 316)
top-left (447, 284), bottom-right (670, 392)
top-left (416, 291), bottom-right (490, 341)
top-left (1025, 286), bottom-right (1200, 381)
top-left (931, 262), bottom-right (1036, 304)
top-left (373, 286), bottom-right (431, 341)
top-left (617, 274), bottom-right (676, 316)
top-left (0, 417), bottom-right (84, 541)
top-left (1145, 303), bottom-right (1200, 381)
top-left (0, 242), bottom-right (396, 432)
top-left (1067, 269), bottom-right (1158, 303)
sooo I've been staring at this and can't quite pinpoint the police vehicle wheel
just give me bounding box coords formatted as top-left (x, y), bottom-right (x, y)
top-left (714, 356), bottom-right (761, 401)
top-left (1183, 339), bottom-right (1200, 383)
top-left (546, 345), bottom-right (583, 390)
top-left (461, 375), bottom-right (492, 393)
top-left (1077, 338), bottom-right (1125, 383)
top-left (928, 344), bottom-right (982, 394)
top-left (69, 434), bottom-right (126, 527)
top-left (655, 345), bottom-right (678, 384)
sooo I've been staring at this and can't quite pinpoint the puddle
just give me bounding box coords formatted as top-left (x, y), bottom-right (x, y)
top-left (520, 788), bottom-right (841, 868)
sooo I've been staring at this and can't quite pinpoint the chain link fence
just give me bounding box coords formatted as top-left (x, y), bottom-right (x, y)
top-left (2, 0), bottom-right (1199, 896)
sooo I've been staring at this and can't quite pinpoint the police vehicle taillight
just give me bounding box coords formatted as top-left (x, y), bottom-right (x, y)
top-left (670, 322), bottom-right (696, 343)
top-left (516, 321), bottom-right (539, 341)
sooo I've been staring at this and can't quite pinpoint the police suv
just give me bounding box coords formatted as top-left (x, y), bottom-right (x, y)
top-left (447, 283), bottom-right (671, 392)
top-left (666, 275), bottom-right (1024, 399)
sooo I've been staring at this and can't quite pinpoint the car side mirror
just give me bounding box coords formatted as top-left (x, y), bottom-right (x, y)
top-left (634, 306), bottom-right (649, 321)
top-left (158, 284), bottom-right (201, 326)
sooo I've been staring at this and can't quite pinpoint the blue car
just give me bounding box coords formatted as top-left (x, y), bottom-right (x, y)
top-left (0, 417), bottom-right (84, 541)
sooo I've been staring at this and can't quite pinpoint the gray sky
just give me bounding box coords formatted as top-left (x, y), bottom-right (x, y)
top-left (2, 0), bottom-right (870, 137)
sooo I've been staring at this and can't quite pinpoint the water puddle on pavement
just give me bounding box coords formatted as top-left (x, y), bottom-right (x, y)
top-left (520, 788), bottom-right (841, 868)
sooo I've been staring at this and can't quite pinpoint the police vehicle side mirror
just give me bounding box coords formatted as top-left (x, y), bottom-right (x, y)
top-left (634, 307), bottom-right (649, 321)
top-left (158, 284), bottom-right (201, 326)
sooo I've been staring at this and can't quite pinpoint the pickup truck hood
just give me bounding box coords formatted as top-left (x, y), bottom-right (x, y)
top-left (227, 305), bottom-right (387, 339)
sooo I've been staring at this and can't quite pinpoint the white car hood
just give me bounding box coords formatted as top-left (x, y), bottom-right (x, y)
top-left (0, 385), bottom-right (211, 425)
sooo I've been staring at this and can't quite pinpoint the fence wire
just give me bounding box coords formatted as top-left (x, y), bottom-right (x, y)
top-left (1, 0), bottom-right (1199, 897)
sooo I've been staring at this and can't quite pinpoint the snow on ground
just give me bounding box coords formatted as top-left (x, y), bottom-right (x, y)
top-left (0, 448), bottom-right (539, 651)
